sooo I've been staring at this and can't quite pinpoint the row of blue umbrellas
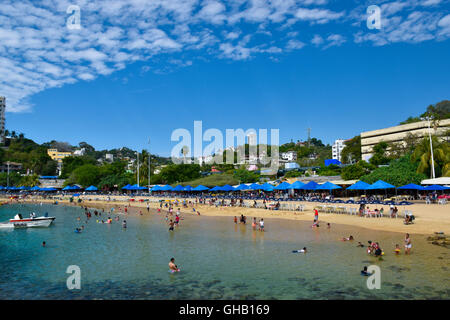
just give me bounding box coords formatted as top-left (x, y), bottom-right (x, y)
top-left (147, 180), bottom-right (449, 192)
top-left (4, 180), bottom-right (447, 193)
top-left (346, 181), bottom-right (449, 191)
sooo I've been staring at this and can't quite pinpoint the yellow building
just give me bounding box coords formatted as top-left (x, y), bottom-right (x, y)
top-left (47, 149), bottom-right (73, 163)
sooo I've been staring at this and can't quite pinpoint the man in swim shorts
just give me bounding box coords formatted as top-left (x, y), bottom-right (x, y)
top-left (169, 220), bottom-right (175, 231)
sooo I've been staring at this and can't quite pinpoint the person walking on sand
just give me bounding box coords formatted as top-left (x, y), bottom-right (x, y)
top-left (405, 233), bottom-right (412, 254)
top-left (314, 209), bottom-right (319, 223)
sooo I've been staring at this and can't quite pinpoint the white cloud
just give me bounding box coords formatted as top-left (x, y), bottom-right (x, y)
top-left (286, 39), bottom-right (306, 50)
top-left (0, 0), bottom-right (447, 112)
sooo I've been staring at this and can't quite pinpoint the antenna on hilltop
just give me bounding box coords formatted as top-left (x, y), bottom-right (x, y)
top-left (307, 128), bottom-right (311, 147)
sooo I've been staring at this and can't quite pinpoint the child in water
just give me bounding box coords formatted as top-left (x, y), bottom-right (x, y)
top-left (394, 244), bottom-right (401, 254)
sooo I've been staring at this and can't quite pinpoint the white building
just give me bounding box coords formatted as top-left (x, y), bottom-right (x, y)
top-left (281, 151), bottom-right (297, 162)
top-left (73, 148), bottom-right (86, 156)
top-left (332, 139), bottom-right (346, 162)
top-left (0, 97), bottom-right (5, 143)
top-left (105, 154), bottom-right (114, 162)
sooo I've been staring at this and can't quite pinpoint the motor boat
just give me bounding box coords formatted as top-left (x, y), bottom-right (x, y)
top-left (0, 213), bottom-right (55, 228)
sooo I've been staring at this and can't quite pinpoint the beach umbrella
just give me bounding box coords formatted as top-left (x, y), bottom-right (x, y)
top-left (423, 185), bottom-right (447, 191)
top-left (31, 186), bottom-right (41, 191)
top-left (316, 182), bottom-right (342, 190)
top-left (160, 184), bottom-right (174, 191)
top-left (172, 185), bottom-right (184, 191)
top-left (62, 185), bottom-right (73, 191)
top-left (151, 185), bottom-right (161, 191)
top-left (261, 183), bottom-right (274, 191)
top-left (41, 187), bottom-right (57, 191)
top-left (367, 180), bottom-right (396, 190)
top-left (274, 182), bottom-right (291, 190)
top-left (193, 185), bottom-right (209, 191)
top-left (210, 186), bottom-right (222, 191)
top-left (234, 184), bottom-right (250, 191)
top-left (346, 181), bottom-right (371, 190)
top-left (220, 184), bottom-right (235, 192)
top-left (122, 184), bottom-right (131, 190)
top-left (290, 181), bottom-right (305, 190)
top-left (248, 183), bottom-right (263, 190)
top-left (85, 185), bottom-right (98, 191)
top-left (397, 183), bottom-right (425, 190)
top-left (300, 181), bottom-right (319, 190)
top-left (183, 185), bottom-right (193, 192)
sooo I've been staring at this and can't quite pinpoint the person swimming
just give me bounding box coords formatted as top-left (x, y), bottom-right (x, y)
top-left (342, 235), bottom-right (354, 241)
top-left (292, 247), bottom-right (307, 253)
top-left (357, 242), bottom-right (365, 247)
top-left (361, 266), bottom-right (372, 276)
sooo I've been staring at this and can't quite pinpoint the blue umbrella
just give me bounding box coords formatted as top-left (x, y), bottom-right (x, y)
top-left (220, 184), bottom-right (235, 191)
top-left (290, 181), bottom-right (305, 190)
top-left (234, 184), bottom-right (250, 191)
top-left (274, 182), bottom-right (291, 190)
top-left (367, 180), bottom-right (396, 190)
top-left (160, 184), bottom-right (174, 191)
top-left (423, 185), bottom-right (447, 191)
top-left (397, 183), bottom-right (425, 190)
top-left (346, 181), bottom-right (371, 190)
top-left (62, 185), bottom-right (73, 191)
top-left (183, 185), bottom-right (193, 192)
top-left (172, 185), bottom-right (184, 191)
top-left (248, 183), bottom-right (263, 190)
top-left (122, 184), bottom-right (132, 190)
top-left (300, 181), bottom-right (319, 190)
top-left (31, 186), bottom-right (41, 191)
top-left (151, 185), bottom-right (161, 191)
top-left (316, 182), bottom-right (342, 190)
top-left (261, 183), bottom-right (274, 191)
top-left (193, 185), bottom-right (209, 191)
top-left (85, 185), bottom-right (98, 191)
top-left (210, 186), bottom-right (222, 191)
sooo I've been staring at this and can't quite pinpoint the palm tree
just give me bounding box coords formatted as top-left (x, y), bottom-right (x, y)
top-left (412, 136), bottom-right (450, 177)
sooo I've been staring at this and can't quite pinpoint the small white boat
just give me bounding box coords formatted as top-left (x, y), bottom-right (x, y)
top-left (0, 213), bottom-right (55, 228)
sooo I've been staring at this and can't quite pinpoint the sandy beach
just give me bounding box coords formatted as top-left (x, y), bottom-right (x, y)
top-left (4, 195), bottom-right (449, 235)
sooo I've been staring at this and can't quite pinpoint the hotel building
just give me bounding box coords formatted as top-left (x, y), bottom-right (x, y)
top-left (361, 119), bottom-right (450, 161)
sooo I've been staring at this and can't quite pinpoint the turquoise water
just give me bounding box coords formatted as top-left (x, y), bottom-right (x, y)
top-left (0, 203), bottom-right (448, 300)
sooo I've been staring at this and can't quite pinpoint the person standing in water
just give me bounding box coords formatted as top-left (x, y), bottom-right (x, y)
top-left (314, 209), bottom-right (319, 223)
top-left (405, 233), bottom-right (412, 254)
top-left (259, 218), bottom-right (264, 232)
top-left (169, 258), bottom-right (180, 272)
top-left (122, 220), bottom-right (127, 228)
top-left (169, 220), bottom-right (175, 231)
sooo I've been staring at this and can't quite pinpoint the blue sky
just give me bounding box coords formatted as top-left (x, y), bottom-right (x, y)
top-left (2, 0), bottom-right (450, 156)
